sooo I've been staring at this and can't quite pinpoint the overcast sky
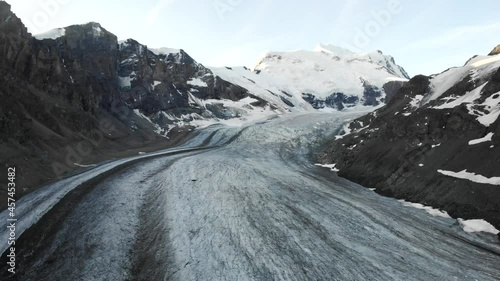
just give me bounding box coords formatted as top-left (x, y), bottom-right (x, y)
top-left (7, 0), bottom-right (500, 76)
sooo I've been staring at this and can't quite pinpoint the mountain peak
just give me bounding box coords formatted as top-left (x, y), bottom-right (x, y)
top-left (34, 22), bottom-right (113, 40)
top-left (489, 44), bottom-right (500, 56)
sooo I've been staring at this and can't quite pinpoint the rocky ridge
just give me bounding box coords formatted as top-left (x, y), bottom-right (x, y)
top-left (317, 47), bottom-right (500, 237)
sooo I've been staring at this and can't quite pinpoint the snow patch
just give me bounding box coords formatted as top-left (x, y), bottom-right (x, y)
top-left (468, 132), bottom-right (494, 145)
top-left (315, 163), bottom-right (339, 172)
top-left (188, 78), bottom-right (208, 88)
top-left (399, 200), bottom-right (451, 218)
top-left (438, 169), bottom-right (500, 185)
top-left (433, 83), bottom-right (487, 110)
top-left (426, 54), bottom-right (500, 104)
top-left (476, 91), bottom-right (500, 127)
top-left (34, 28), bottom-right (66, 40)
top-left (458, 219), bottom-right (500, 235)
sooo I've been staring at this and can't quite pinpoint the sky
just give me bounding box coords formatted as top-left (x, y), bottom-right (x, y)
top-left (6, 0), bottom-right (500, 76)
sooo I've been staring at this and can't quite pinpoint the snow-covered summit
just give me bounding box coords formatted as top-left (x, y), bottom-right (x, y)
top-left (212, 44), bottom-right (409, 110)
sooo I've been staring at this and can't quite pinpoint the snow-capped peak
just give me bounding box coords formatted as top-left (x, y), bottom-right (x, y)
top-left (212, 45), bottom-right (409, 111)
top-left (34, 22), bottom-right (109, 40)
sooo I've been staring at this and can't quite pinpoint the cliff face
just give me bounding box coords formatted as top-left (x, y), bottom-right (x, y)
top-left (116, 39), bottom-right (254, 118)
top-left (317, 54), bottom-right (500, 235)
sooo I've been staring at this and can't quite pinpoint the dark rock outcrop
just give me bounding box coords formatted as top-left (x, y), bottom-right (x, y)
top-left (489, 44), bottom-right (500, 56)
top-left (316, 64), bottom-right (500, 234)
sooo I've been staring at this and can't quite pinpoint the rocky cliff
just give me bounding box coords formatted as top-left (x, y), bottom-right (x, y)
top-left (317, 48), bottom-right (500, 237)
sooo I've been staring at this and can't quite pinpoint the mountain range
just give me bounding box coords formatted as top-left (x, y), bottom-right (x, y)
top-left (317, 48), bottom-right (500, 235)
top-left (0, 1), bottom-right (498, 238)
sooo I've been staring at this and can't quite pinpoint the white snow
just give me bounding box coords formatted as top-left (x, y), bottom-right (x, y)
top-left (34, 28), bottom-right (66, 40)
top-left (426, 58), bottom-right (500, 127)
top-left (187, 78), bottom-right (208, 88)
top-left (335, 123), bottom-right (353, 139)
top-left (399, 200), bottom-right (451, 218)
top-left (409, 95), bottom-right (424, 108)
top-left (468, 132), bottom-right (494, 145)
top-left (315, 163), bottom-right (339, 172)
top-left (458, 219), bottom-right (500, 235)
top-left (152, 81), bottom-right (162, 89)
top-left (253, 46), bottom-right (408, 101)
top-left (433, 83), bottom-right (487, 110)
top-left (425, 54), bottom-right (500, 104)
top-left (476, 91), bottom-right (500, 127)
top-left (211, 45), bottom-right (408, 111)
top-left (211, 66), bottom-right (305, 111)
top-left (438, 169), bottom-right (500, 185)
top-left (92, 25), bottom-right (103, 37)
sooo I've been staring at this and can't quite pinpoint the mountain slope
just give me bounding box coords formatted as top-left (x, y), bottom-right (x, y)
top-left (316, 47), bottom-right (500, 237)
top-left (0, 0), bottom-right (410, 208)
top-left (212, 44), bottom-right (409, 111)
top-left (0, 2), bottom-right (281, 203)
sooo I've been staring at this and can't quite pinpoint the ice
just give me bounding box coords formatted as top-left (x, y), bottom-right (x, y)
top-left (433, 83), bottom-right (487, 110)
top-left (4, 112), bottom-right (500, 280)
top-left (153, 81), bottom-right (162, 88)
top-left (118, 76), bottom-right (132, 88)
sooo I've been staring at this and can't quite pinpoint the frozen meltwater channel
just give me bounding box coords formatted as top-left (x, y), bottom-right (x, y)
top-left (2, 112), bottom-right (500, 281)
